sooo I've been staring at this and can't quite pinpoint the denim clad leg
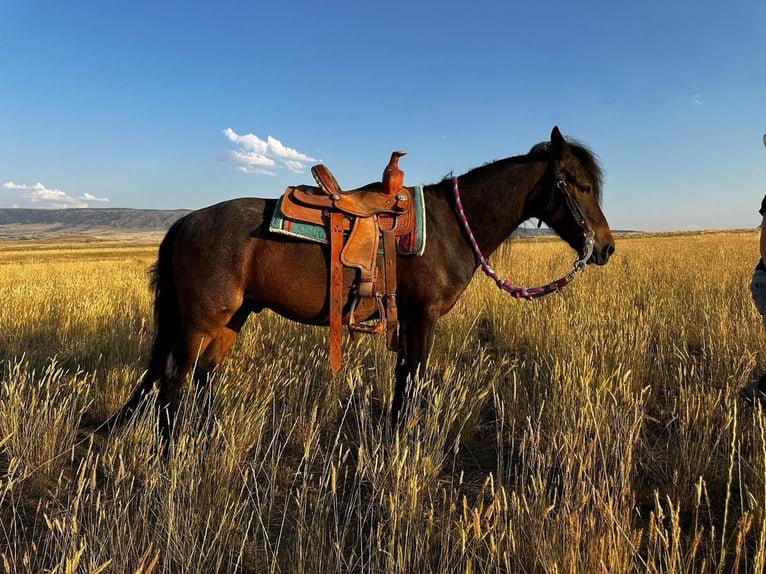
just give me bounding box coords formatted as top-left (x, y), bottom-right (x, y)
top-left (751, 269), bottom-right (766, 331)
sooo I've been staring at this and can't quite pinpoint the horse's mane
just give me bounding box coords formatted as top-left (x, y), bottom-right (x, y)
top-left (437, 138), bottom-right (604, 203)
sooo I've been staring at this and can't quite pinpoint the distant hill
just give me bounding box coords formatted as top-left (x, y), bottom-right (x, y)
top-left (0, 208), bottom-right (190, 229)
top-left (0, 208), bottom-right (191, 241)
top-left (511, 225), bottom-right (556, 237)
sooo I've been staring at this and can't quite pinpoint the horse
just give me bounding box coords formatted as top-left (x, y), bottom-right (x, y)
top-left (109, 126), bottom-right (615, 442)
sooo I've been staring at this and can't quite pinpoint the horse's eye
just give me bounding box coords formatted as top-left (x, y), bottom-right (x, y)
top-left (580, 184), bottom-right (592, 194)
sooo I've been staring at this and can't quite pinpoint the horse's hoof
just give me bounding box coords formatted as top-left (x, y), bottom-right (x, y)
top-left (740, 379), bottom-right (766, 406)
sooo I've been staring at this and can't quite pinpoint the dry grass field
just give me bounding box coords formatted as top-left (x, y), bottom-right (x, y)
top-left (1, 230), bottom-right (766, 573)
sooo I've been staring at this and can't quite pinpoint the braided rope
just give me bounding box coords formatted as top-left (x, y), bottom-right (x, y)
top-left (451, 177), bottom-right (589, 300)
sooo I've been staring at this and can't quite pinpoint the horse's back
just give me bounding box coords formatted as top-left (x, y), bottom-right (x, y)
top-left (179, 197), bottom-right (272, 238)
top-left (165, 196), bottom-right (334, 324)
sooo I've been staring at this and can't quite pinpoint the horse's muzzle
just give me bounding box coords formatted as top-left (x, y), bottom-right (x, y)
top-left (589, 241), bottom-right (615, 265)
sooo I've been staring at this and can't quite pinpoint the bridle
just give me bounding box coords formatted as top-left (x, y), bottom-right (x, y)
top-left (555, 171), bottom-right (590, 234)
top-left (451, 171), bottom-right (595, 300)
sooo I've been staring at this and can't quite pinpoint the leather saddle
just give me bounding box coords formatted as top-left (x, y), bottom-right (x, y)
top-left (279, 151), bottom-right (414, 372)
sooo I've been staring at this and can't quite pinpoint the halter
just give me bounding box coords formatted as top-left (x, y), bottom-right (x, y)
top-left (451, 175), bottom-right (595, 300)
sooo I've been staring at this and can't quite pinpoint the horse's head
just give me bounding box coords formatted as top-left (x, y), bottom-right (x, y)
top-left (530, 126), bottom-right (615, 266)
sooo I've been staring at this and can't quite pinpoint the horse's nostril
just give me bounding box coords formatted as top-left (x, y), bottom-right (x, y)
top-left (605, 243), bottom-right (615, 257)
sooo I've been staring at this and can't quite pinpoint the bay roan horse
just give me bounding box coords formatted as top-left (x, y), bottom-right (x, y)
top-left (111, 126), bottom-right (615, 441)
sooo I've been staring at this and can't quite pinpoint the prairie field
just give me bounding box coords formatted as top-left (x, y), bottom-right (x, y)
top-left (1, 230), bottom-right (766, 573)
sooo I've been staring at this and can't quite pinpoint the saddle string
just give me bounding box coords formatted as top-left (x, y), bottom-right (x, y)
top-left (450, 176), bottom-right (594, 300)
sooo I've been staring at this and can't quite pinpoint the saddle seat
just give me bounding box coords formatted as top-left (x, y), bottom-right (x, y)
top-left (282, 184), bottom-right (416, 236)
top-left (277, 151), bottom-right (414, 372)
top-left (292, 150), bottom-right (410, 217)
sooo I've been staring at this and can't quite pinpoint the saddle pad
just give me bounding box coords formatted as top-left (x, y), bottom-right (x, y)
top-left (269, 185), bottom-right (426, 256)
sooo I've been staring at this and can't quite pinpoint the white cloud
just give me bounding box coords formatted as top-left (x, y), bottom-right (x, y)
top-left (2, 181), bottom-right (110, 208)
top-left (236, 166), bottom-right (277, 176)
top-left (222, 128), bottom-right (318, 175)
top-left (283, 160), bottom-right (308, 173)
top-left (223, 128), bottom-right (268, 154)
top-left (230, 149), bottom-right (275, 168)
top-left (691, 93), bottom-right (703, 105)
top-left (81, 193), bottom-right (110, 203)
top-left (265, 135), bottom-right (316, 162)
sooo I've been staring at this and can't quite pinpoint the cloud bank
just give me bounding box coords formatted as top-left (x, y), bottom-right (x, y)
top-left (222, 128), bottom-right (318, 175)
top-left (2, 181), bottom-right (110, 209)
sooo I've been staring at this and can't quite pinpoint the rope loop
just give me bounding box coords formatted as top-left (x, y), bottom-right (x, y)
top-left (451, 177), bottom-right (593, 300)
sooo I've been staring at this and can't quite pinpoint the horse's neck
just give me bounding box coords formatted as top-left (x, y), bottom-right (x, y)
top-left (449, 159), bottom-right (547, 257)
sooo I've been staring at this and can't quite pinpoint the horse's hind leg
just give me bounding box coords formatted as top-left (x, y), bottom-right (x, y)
top-left (189, 307), bottom-right (250, 428)
top-left (114, 322), bottom-right (236, 447)
top-left (107, 352), bottom-right (168, 430)
top-left (108, 319), bottom-right (203, 432)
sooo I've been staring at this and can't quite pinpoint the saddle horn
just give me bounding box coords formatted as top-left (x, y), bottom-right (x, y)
top-left (382, 151), bottom-right (406, 196)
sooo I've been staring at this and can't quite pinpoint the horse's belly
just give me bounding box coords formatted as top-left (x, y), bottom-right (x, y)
top-left (248, 241), bottom-right (376, 326)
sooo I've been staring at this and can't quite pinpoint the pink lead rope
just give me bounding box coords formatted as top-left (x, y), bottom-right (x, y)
top-left (451, 177), bottom-right (594, 300)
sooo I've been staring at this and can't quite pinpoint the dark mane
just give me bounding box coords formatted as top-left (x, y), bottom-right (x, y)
top-left (438, 138), bottom-right (603, 204)
top-left (529, 139), bottom-right (604, 202)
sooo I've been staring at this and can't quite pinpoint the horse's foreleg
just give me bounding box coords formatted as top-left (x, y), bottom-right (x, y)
top-left (392, 318), bottom-right (436, 429)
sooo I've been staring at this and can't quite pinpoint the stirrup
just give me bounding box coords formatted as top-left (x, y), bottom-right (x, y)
top-left (348, 294), bottom-right (386, 335)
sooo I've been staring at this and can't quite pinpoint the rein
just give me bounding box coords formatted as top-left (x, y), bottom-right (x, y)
top-left (451, 176), bottom-right (595, 300)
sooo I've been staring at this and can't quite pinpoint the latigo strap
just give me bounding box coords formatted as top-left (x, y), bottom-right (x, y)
top-left (329, 211), bottom-right (344, 373)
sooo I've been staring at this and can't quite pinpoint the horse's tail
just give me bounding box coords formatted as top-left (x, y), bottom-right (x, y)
top-left (109, 216), bottom-right (186, 427)
top-left (145, 216), bottom-right (185, 379)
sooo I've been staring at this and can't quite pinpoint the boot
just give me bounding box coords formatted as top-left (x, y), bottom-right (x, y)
top-left (740, 372), bottom-right (766, 405)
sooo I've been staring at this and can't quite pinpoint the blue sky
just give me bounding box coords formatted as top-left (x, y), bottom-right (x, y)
top-left (1, 1), bottom-right (764, 231)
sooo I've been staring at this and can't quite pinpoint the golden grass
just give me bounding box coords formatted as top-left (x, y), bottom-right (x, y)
top-left (1, 230), bottom-right (765, 572)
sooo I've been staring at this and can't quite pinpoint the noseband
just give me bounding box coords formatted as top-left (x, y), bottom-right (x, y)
top-left (451, 175), bottom-right (594, 300)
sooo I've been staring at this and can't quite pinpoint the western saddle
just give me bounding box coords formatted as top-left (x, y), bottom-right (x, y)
top-left (278, 151), bottom-right (415, 372)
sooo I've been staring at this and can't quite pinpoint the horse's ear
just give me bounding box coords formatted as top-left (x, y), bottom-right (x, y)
top-left (550, 126), bottom-right (566, 160)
